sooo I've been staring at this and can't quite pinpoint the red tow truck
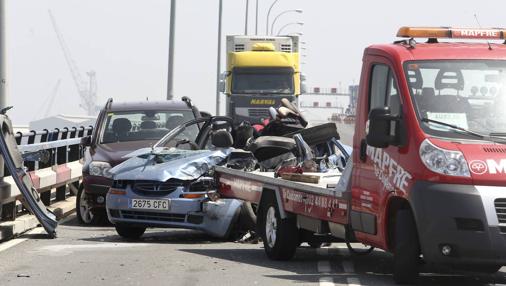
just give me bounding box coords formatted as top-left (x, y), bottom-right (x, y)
top-left (216, 27), bottom-right (506, 283)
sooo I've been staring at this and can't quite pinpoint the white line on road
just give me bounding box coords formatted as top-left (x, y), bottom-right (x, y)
top-left (39, 243), bottom-right (151, 252)
top-left (318, 260), bottom-right (331, 273)
top-left (0, 227), bottom-right (44, 253)
top-left (319, 277), bottom-right (334, 286)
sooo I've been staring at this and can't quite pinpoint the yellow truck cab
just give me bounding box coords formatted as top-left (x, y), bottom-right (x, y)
top-left (221, 35), bottom-right (304, 124)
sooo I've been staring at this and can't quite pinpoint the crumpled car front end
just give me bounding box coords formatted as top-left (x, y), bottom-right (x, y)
top-left (106, 148), bottom-right (241, 238)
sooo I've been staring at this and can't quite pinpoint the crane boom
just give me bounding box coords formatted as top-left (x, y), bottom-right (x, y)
top-left (48, 10), bottom-right (97, 115)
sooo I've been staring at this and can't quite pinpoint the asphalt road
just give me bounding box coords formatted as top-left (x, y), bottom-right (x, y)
top-left (0, 214), bottom-right (505, 286)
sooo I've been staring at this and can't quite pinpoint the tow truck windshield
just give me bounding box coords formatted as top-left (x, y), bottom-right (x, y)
top-left (231, 67), bottom-right (294, 94)
top-left (405, 60), bottom-right (506, 139)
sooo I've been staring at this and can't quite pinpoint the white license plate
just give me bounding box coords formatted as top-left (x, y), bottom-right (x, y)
top-left (130, 199), bottom-right (170, 210)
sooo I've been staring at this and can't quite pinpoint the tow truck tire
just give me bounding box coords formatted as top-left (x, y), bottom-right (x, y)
top-left (76, 184), bottom-right (102, 225)
top-left (393, 209), bottom-right (420, 284)
top-left (115, 225), bottom-right (146, 240)
top-left (259, 195), bottom-right (299, 260)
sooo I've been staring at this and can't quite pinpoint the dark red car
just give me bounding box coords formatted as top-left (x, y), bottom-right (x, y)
top-left (78, 97), bottom-right (202, 224)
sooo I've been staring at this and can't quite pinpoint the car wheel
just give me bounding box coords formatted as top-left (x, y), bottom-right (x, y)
top-left (115, 225), bottom-right (146, 240)
top-left (393, 209), bottom-right (420, 284)
top-left (76, 184), bottom-right (95, 225)
top-left (259, 194), bottom-right (298, 260)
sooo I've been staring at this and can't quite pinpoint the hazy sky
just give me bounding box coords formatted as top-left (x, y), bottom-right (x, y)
top-left (5, 0), bottom-right (505, 124)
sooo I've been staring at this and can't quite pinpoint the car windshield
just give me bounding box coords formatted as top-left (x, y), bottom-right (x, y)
top-left (405, 60), bottom-right (506, 139)
top-left (100, 110), bottom-right (196, 144)
top-left (231, 67), bottom-right (294, 94)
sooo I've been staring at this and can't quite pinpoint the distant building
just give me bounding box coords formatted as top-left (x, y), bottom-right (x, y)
top-left (29, 114), bottom-right (96, 131)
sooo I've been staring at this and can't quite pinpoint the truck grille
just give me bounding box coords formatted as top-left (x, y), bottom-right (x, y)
top-left (133, 180), bottom-right (185, 196)
top-left (494, 198), bottom-right (506, 233)
top-left (281, 44), bottom-right (292, 52)
top-left (483, 146), bottom-right (506, 153)
top-left (248, 108), bottom-right (270, 118)
top-left (120, 210), bottom-right (186, 222)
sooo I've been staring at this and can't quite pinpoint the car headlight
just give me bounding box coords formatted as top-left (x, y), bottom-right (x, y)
top-left (419, 139), bottom-right (470, 177)
top-left (89, 161), bottom-right (113, 178)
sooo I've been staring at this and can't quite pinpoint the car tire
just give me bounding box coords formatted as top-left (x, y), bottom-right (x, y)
top-left (76, 184), bottom-right (100, 225)
top-left (115, 225), bottom-right (146, 240)
top-left (259, 194), bottom-right (299, 260)
top-left (393, 209), bottom-right (420, 284)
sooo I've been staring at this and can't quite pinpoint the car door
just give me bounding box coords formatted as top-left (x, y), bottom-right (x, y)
top-left (351, 58), bottom-right (402, 247)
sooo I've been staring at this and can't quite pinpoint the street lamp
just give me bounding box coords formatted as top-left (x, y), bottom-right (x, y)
top-left (265, 0), bottom-right (281, 35)
top-left (270, 9), bottom-right (303, 35)
top-left (277, 22), bottom-right (304, 35)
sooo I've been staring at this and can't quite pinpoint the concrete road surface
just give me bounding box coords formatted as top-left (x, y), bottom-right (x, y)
top-left (0, 214), bottom-right (505, 286)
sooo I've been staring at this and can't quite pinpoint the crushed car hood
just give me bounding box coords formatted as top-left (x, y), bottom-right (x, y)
top-left (110, 148), bottom-right (232, 181)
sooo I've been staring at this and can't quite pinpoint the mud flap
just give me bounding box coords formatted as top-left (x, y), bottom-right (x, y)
top-left (0, 115), bottom-right (57, 238)
top-left (202, 199), bottom-right (242, 238)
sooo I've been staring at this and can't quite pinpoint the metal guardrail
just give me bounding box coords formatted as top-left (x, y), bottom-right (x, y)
top-left (0, 126), bottom-right (93, 221)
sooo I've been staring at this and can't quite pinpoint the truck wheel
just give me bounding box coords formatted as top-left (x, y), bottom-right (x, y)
top-left (259, 195), bottom-right (299, 260)
top-left (393, 209), bottom-right (420, 284)
top-left (115, 225), bottom-right (146, 240)
top-left (76, 184), bottom-right (101, 225)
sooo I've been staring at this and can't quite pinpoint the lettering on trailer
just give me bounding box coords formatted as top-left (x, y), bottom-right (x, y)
top-left (219, 177), bottom-right (263, 193)
top-left (366, 146), bottom-right (412, 193)
top-left (282, 188), bottom-right (346, 217)
top-left (469, 159), bottom-right (506, 175)
top-left (452, 29), bottom-right (502, 39)
top-left (250, 99), bottom-right (276, 105)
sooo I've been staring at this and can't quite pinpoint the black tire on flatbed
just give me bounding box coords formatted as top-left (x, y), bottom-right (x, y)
top-left (393, 209), bottom-right (420, 284)
top-left (258, 194), bottom-right (299, 260)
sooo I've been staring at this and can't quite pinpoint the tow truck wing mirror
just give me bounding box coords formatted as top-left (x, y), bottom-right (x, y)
top-left (366, 107), bottom-right (399, 148)
top-left (219, 71), bottom-right (229, 93)
top-left (81, 135), bottom-right (92, 147)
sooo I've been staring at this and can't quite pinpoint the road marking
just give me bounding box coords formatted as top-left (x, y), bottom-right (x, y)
top-left (319, 277), bottom-right (334, 286)
top-left (346, 277), bottom-right (361, 286)
top-left (342, 260), bottom-right (354, 273)
top-left (39, 243), bottom-right (150, 252)
top-left (318, 260), bottom-right (331, 273)
top-left (0, 227), bottom-right (44, 253)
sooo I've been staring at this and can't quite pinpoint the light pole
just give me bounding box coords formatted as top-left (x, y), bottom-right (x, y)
top-left (0, 0), bottom-right (6, 108)
top-left (270, 9), bottom-right (302, 35)
top-left (265, 0), bottom-right (280, 35)
top-left (277, 22), bottom-right (304, 36)
top-left (244, 0), bottom-right (249, 35)
top-left (215, 0), bottom-right (223, 115)
top-left (167, 0), bottom-right (176, 100)
top-left (255, 0), bottom-right (259, 35)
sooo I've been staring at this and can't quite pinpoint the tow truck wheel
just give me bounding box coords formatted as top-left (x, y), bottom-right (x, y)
top-left (115, 225), bottom-right (146, 240)
top-left (76, 184), bottom-right (100, 225)
top-left (259, 196), bottom-right (298, 260)
top-left (393, 209), bottom-right (420, 284)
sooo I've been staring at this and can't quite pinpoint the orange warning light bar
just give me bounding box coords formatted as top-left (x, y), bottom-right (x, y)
top-left (397, 27), bottom-right (506, 40)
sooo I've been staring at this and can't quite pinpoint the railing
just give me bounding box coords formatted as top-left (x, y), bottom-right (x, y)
top-left (0, 126), bottom-right (93, 221)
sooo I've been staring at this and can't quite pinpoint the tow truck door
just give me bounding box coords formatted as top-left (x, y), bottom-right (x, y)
top-left (352, 56), bottom-right (402, 247)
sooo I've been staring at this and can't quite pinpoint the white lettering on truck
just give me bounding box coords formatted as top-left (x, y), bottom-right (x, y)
top-left (366, 146), bottom-right (412, 192)
top-left (470, 159), bottom-right (506, 175)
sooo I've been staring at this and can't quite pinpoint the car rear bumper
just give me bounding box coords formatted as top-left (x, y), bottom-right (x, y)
top-left (410, 181), bottom-right (506, 267)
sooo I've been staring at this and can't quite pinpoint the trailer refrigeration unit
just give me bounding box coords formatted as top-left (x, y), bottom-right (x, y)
top-left (221, 35), bottom-right (304, 124)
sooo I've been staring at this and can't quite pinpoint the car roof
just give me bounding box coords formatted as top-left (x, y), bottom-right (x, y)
top-left (365, 42), bottom-right (506, 62)
top-left (106, 100), bottom-right (191, 112)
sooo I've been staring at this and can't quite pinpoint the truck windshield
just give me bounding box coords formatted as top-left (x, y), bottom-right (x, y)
top-left (231, 67), bottom-right (294, 94)
top-left (404, 60), bottom-right (506, 139)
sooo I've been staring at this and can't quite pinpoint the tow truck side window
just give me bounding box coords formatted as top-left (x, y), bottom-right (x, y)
top-left (369, 64), bottom-right (401, 114)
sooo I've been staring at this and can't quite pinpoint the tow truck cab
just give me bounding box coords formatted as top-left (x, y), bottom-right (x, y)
top-left (354, 26), bottom-right (506, 273)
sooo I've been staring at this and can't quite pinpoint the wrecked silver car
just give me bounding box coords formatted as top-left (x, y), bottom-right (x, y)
top-left (106, 116), bottom-right (243, 239)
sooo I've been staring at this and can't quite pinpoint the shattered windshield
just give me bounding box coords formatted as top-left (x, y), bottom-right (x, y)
top-left (405, 60), bottom-right (506, 139)
top-left (231, 67), bottom-right (294, 94)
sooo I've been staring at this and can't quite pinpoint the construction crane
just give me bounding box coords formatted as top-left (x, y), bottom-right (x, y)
top-left (48, 10), bottom-right (98, 116)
